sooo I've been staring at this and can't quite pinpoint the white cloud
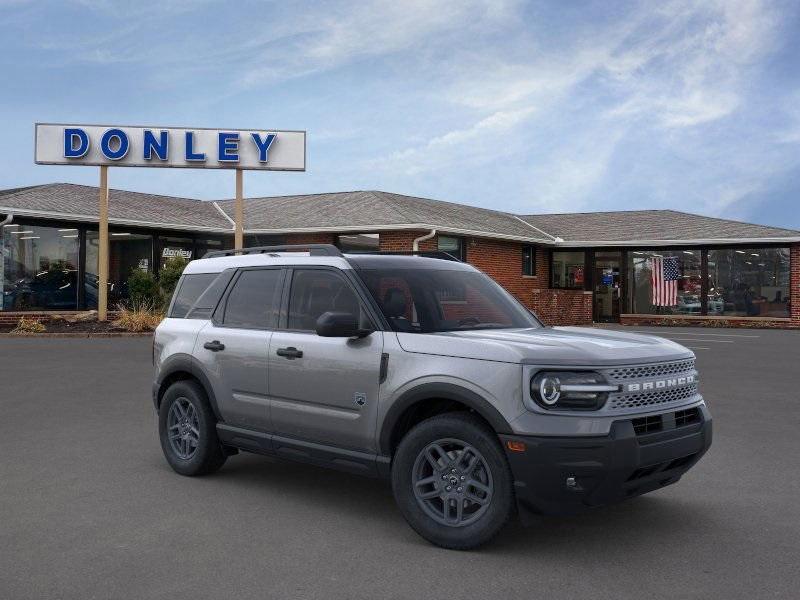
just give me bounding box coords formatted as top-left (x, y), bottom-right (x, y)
top-left (379, 106), bottom-right (535, 175)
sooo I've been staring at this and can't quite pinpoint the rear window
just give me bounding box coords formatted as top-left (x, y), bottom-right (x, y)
top-left (169, 273), bottom-right (218, 318)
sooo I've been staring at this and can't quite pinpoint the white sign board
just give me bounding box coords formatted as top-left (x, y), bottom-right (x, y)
top-left (34, 123), bottom-right (306, 171)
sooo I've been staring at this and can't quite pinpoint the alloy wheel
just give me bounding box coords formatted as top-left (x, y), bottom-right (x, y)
top-left (167, 397), bottom-right (200, 460)
top-left (412, 438), bottom-right (494, 527)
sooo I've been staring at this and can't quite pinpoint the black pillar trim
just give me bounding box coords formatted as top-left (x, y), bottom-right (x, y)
top-left (77, 226), bottom-right (87, 310)
top-left (700, 248), bottom-right (709, 316)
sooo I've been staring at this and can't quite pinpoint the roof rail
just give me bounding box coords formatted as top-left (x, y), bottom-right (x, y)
top-left (344, 250), bottom-right (462, 262)
top-left (203, 244), bottom-right (344, 259)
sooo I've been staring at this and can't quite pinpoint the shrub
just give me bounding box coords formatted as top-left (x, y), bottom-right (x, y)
top-left (127, 268), bottom-right (161, 307)
top-left (11, 317), bottom-right (46, 334)
top-left (113, 301), bottom-right (164, 332)
top-left (159, 257), bottom-right (187, 300)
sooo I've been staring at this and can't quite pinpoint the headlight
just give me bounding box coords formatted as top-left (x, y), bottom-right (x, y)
top-left (530, 371), bottom-right (618, 411)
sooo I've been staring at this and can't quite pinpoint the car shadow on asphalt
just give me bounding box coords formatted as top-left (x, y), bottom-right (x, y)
top-left (160, 451), bottom-right (717, 554)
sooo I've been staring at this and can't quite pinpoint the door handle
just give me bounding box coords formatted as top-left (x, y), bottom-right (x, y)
top-left (203, 340), bottom-right (225, 352)
top-left (276, 346), bottom-right (303, 359)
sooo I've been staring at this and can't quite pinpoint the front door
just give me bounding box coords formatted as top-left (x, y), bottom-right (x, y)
top-left (593, 251), bottom-right (622, 322)
top-left (268, 267), bottom-right (383, 452)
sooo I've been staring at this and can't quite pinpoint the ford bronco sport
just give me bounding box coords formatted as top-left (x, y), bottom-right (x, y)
top-left (152, 244), bottom-right (712, 549)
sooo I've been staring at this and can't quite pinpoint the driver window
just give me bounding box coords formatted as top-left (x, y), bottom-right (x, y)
top-left (286, 269), bottom-right (370, 331)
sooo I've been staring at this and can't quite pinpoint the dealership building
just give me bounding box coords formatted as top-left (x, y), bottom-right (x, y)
top-left (1, 182), bottom-right (798, 328)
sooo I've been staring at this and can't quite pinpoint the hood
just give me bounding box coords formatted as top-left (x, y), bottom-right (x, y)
top-left (395, 326), bottom-right (694, 366)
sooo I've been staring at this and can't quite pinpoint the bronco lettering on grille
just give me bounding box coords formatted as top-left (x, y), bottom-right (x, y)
top-left (626, 374), bottom-right (695, 392)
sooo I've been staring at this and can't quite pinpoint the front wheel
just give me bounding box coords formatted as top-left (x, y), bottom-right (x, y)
top-left (158, 380), bottom-right (226, 476)
top-left (391, 413), bottom-right (514, 550)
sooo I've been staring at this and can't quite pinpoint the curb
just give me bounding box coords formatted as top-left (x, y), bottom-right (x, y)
top-left (0, 332), bottom-right (154, 338)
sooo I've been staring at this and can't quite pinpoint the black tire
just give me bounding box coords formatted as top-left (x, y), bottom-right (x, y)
top-left (391, 412), bottom-right (514, 550)
top-left (158, 380), bottom-right (226, 476)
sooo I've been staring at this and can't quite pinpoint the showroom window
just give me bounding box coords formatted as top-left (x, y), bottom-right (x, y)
top-left (337, 233), bottom-right (379, 252)
top-left (159, 236), bottom-right (194, 270)
top-left (706, 248), bottom-right (790, 318)
top-left (628, 249), bottom-right (702, 315)
top-left (85, 230), bottom-right (153, 309)
top-left (196, 237), bottom-right (232, 259)
top-left (522, 245), bottom-right (536, 276)
top-left (1, 223), bottom-right (80, 311)
top-left (551, 251), bottom-right (585, 289)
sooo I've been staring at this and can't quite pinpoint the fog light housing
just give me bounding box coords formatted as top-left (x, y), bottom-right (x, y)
top-left (530, 371), bottom-right (617, 411)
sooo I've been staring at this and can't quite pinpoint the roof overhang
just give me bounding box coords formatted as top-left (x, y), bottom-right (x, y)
top-left (0, 206), bottom-right (231, 234)
top-left (244, 222), bottom-right (551, 244)
top-left (3, 205), bottom-right (798, 245)
top-left (552, 237), bottom-right (800, 246)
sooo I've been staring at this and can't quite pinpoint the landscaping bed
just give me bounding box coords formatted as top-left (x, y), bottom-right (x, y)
top-left (0, 310), bottom-right (161, 336)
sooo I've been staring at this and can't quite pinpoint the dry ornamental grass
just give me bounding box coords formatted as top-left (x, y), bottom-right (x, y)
top-left (11, 317), bottom-right (46, 334)
top-left (113, 302), bottom-right (164, 332)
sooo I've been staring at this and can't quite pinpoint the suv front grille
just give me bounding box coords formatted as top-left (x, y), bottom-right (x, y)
top-left (631, 407), bottom-right (703, 437)
top-left (675, 407), bottom-right (700, 427)
top-left (607, 359), bottom-right (695, 381)
top-left (632, 414), bottom-right (663, 435)
top-left (609, 383), bottom-right (699, 411)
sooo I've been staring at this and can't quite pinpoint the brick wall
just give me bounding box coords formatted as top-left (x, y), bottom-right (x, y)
top-left (284, 232), bottom-right (337, 245)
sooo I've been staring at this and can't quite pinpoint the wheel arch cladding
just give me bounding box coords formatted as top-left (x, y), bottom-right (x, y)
top-left (156, 354), bottom-right (222, 421)
top-left (379, 383), bottom-right (512, 455)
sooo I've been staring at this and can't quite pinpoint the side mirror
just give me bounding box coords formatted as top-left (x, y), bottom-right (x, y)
top-left (315, 311), bottom-right (372, 338)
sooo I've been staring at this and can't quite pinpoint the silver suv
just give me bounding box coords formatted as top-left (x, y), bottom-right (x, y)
top-left (153, 244), bottom-right (712, 549)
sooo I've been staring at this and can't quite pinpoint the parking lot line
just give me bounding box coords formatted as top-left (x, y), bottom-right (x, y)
top-left (684, 346), bottom-right (710, 350)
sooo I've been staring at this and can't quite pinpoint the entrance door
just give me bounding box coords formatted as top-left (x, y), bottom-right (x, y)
top-left (593, 251), bottom-right (622, 322)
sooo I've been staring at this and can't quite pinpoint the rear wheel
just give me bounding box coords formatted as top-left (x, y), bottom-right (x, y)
top-left (391, 413), bottom-right (514, 550)
top-left (158, 380), bottom-right (226, 476)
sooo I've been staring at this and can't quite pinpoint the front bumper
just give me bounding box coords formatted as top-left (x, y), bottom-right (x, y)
top-left (500, 404), bottom-right (712, 523)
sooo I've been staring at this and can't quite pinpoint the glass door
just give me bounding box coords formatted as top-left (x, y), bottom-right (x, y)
top-left (593, 251), bottom-right (622, 322)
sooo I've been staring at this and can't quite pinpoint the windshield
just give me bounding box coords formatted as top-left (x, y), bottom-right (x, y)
top-left (358, 268), bottom-right (542, 333)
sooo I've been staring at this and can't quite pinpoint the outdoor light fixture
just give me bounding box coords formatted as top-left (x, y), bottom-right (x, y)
top-left (111, 232), bottom-right (131, 236)
top-left (58, 228), bottom-right (77, 232)
top-left (11, 230), bottom-right (33, 235)
top-left (18, 236), bottom-right (40, 240)
top-left (3, 223), bottom-right (19, 227)
top-left (736, 250), bottom-right (746, 254)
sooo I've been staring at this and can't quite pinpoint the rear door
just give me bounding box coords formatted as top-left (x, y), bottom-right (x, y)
top-left (195, 267), bottom-right (284, 431)
top-left (268, 267), bottom-right (383, 452)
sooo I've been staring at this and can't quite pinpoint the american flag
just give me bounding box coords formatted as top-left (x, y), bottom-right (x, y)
top-left (651, 256), bottom-right (679, 306)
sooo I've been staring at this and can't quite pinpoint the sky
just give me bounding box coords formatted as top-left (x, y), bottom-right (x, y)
top-left (1, 0), bottom-right (799, 229)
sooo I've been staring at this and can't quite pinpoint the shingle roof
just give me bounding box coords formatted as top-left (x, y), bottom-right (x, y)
top-left (0, 183), bottom-right (230, 231)
top-left (520, 210), bottom-right (800, 244)
top-left (215, 190), bottom-right (552, 242)
top-left (1, 183), bottom-right (798, 244)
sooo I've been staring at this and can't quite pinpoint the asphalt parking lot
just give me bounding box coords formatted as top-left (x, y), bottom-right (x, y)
top-left (1, 327), bottom-right (799, 600)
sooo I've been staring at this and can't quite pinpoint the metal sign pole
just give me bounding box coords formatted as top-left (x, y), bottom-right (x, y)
top-left (98, 166), bottom-right (109, 321)
top-left (235, 168), bottom-right (244, 250)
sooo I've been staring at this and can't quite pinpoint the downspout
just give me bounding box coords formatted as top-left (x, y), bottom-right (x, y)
top-left (412, 228), bottom-right (437, 252)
